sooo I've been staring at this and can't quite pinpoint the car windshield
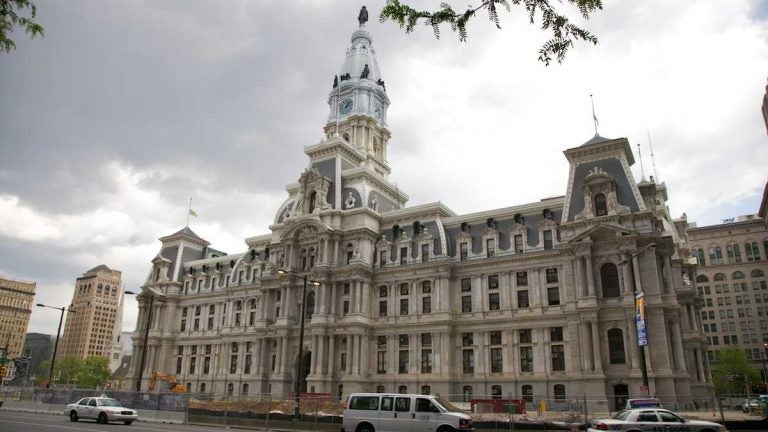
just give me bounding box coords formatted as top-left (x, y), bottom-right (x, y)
top-left (612, 410), bottom-right (631, 421)
top-left (434, 396), bottom-right (462, 413)
top-left (98, 399), bottom-right (123, 407)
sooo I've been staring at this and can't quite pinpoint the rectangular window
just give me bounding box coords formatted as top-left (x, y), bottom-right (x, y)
top-left (400, 284), bottom-right (409, 295)
top-left (516, 271), bottom-right (528, 286)
top-left (400, 299), bottom-right (409, 315)
top-left (488, 275), bottom-right (499, 290)
top-left (378, 335), bottom-right (387, 348)
top-left (193, 318), bottom-right (200, 331)
top-left (543, 230), bottom-right (553, 250)
top-left (487, 238), bottom-right (496, 257)
top-left (398, 350), bottom-right (409, 373)
top-left (490, 347), bottom-right (503, 373)
top-left (546, 267), bottom-right (558, 283)
top-left (203, 356), bottom-right (210, 374)
top-left (517, 290), bottom-right (529, 308)
top-left (462, 332), bottom-right (474, 346)
top-left (460, 243), bottom-right (468, 261)
top-left (379, 300), bottom-right (388, 317)
top-left (489, 293), bottom-right (500, 310)
top-left (551, 345), bottom-right (565, 371)
top-left (461, 295), bottom-right (472, 312)
top-left (399, 334), bottom-right (409, 347)
top-left (422, 296), bottom-right (431, 314)
top-left (461, 278), bottom-right (472, 292)
top-left (343, 300), bottom-right (350, 315)
top-left (377, 351), bottom-right (387, 374)
top-left (421, 244), bottom-right (429, 263)
top-left (490, 330), bottom-right (502, 345)
top-left (244, 354), bottom-right (252, 374)
top-left (519, 329), bottom-right (532, 344)
top-left (344, 283), bottom-right (351, 295)
top-left (421, 349), bottom-right (433, 373)
top-left (380, 250), bottom-right (387, 266)
top-left (400, 247), bottom-right (408, 264)
top-left (550, 327), bottom-right (563, 342)
top-left (547, 287), bottom-right (560, 305)
top-left (462, 349), bottom-right (474, 373)
top-left (176, 356), bottom-right (182, 374)
top-left (514, 234), bottom-right (524, 253)
top-left (421, 333), bottom-right (432, 346)
top-left (180, 319), bottom-right (186, 331)
top-left (340, 353), bottom-right (347, 370)
top-left (230, 355), bottom-right (238, 374)
top-left (520, 346), bottom-right (533, 372)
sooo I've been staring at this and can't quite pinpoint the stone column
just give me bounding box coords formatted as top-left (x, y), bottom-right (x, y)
top-left (361, 282), bottom-right (370, 315)
top-left (585, 257), bottom-right (595, 296)
top-left (573, 258), bottom-right (583, 298)
top-left (591, 321), bottom-right (602, 370)
top-left (622, 254), bottom-right (634, 294)
top-left (328, 336), bottom-right (336, 374)
top-left (360, 335), bottom-right (369, 376)
top-left (347, 335), bottom-right (354, 375)
top-left (627, 316), bottom-right (638, 371)
top-left (663, 255), bottom-right (673, 294)
top-left (350, 281), bottom-right (358, 314)
top-left (582, 322), bottom-right (593, 371)
top-left (672, 320), bottom-right (686, 372)
top-left (317, 335), bottom-right (326, 375)
top-left (310, 335), bottom-right (318, 374)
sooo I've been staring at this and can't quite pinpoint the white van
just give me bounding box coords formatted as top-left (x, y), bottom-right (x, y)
top-left (342, 393), bottom-right (473, 432)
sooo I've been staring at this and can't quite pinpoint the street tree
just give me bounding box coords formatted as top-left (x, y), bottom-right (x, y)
top-left (380, 0), bottom-right (602, 65)
top-left (711, 349), bottom-right (762, 395)
top-left (37, 356), bottom-right (111, 388)
top-left (1, 0), bottom-right (44, 53)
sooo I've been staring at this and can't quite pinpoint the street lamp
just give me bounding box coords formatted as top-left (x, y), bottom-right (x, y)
top-left (36, 303), bottom-right (76, 388)
top-left (277, 269), bottom-right (320, 421)
top-left (619, 242), bottom-right (657, 398)
top-left (126, 289), bottom-right (166, 392)
top-left (762, 343), bottom-right (768, 392)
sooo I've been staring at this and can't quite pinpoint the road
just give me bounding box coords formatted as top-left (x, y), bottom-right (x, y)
top-left (0, 411), bottom-right (220, 432)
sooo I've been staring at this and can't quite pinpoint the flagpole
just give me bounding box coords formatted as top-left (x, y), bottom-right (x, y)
top-left (590, 94), bottom-right (599, 136)
top-left (186, 198), bottom-right (192, 227)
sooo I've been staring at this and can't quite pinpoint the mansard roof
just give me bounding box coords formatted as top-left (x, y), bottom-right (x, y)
top-left (159, 225), bottom-right (210, 246)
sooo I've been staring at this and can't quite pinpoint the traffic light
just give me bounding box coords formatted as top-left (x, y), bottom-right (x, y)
top-left (0, 364), bottom-right (6, 379)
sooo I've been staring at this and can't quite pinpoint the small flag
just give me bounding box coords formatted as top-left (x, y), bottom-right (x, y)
top-left (189, 208), bottom-right (198, 217)
top-left (593, 111), bottom-right (599, 126)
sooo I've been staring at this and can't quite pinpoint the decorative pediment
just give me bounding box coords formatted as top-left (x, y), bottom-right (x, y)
top-left (291, 167), bottom-right (333, 217)
top-left (509, 222), bottom-right (527, 235)
top-left (376, 234), bottom-right (391, 249)
top-left (396, 232), bottom-right (412, 245)
top-left (417, 229), bottom-right (434, 242)
top-left (568, 222), bottom-right (636, 244)
top-left (457, 230), bottom-right (472, 242)
top-left (483, 226), bottom-right (498, 237)
top-left (537, 218), bottom-right (558, 230)
top-left (575, 166), bottom-right (631, 220)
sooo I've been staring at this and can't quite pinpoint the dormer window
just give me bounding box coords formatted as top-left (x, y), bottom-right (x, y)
top-left (594, 193), bottom-right (607, 216)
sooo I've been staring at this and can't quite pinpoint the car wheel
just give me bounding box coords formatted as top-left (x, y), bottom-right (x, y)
top-left (438, 426), bottom-right (456, 432)
top-left (69, 411), bottom-right (79, 422)
top-left (356, 423), bottom-right (375, 432)
top-left (98, 412), bottom-right (108, 424)
top-left (124, 420), bottom-right (133, 425)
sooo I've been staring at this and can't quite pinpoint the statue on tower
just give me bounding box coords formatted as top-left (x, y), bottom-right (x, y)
top-left (358, 6), bottom-right (368, 27)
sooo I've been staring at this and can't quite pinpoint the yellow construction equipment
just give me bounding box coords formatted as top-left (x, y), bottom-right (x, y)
top-left (148, 372), bottom-right (186, 393)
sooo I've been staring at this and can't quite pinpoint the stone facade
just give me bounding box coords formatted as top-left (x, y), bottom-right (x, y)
top-left (59, 265), bottom-right (124, 362)
top-left (0, 275), bottom-right (35, 359)
top-left (687, 212), bottom-right (768, 364)
top-left (127, 17), bottom-right (713, 409)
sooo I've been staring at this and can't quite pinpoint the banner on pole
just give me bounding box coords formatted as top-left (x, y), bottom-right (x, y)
top-left (636, 292), bottom-right (648, 346)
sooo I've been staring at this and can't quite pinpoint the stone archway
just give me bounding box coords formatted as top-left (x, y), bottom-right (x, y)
top-left (613, 384), bottom-right (629, 411)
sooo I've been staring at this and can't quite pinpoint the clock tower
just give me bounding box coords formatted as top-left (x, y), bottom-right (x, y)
top-left (323, 15), bottom-right (391, 176)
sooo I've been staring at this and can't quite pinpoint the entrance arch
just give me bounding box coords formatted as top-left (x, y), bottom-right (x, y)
top-left (613, 384), bottom-right (629, 411)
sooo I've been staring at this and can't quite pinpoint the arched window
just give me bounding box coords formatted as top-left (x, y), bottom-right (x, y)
top-left (235, 300), bottom-right (242, 311)
top-left (309, 191), bottom-right (317, 213)
top-left (421, 385), bottom-right (431, 395)
top-left (521, 385), bottom-right (533, 402)
top-left (752, 269), bottom-right (765, 278)
top-left (227, 383), bottom-right (234, 395)
top-left (696, 249), bottom-right (706, 266)
top-left (379, 286), bottom-right (388, 297)
top-left (696, 275), bottom-right (709, 283)
top-left (242, 383), bottom-right (249, 395)
top-left (305, 291), bottom-right (316, 319)
top-left (594, 193), bottom-right (607, 216)
top-left (713, 273), bottom-right (726, 281)
top-left (200, 383), bottom-right (206, 393)
top-left (608, 328), bottom-right (625, 364)
top-left (462, 385), bottom-right (473, 402)
top-left (600, 263), bottom-right (621, 298)
top-left (553, 384), bottom-right (566, 401)
top-left (398, 385), bottom-right (408, 394)
top-left (400, 283), bottom-right (409, 295)
top-left (732, 271), bottom-right (746, 280)
top-left (491, 385), bottom-right (502, 399)
top-left (376, 385), bottom-right (385, 393)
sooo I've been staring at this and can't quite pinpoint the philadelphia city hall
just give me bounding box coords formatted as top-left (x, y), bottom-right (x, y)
top-left (128, 10), bottom-right (713, 410)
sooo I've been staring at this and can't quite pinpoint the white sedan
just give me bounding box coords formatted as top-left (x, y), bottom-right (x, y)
top-left (65, 396), bottom-right (139, 425)
top-left (588, 408), bottom-right (727, 432)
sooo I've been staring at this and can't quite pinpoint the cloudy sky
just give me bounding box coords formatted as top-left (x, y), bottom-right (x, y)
top-left (2, 0), bottom-right (767, 338)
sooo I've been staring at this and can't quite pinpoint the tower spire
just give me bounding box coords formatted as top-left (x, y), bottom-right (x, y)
top-left (637, 142), bottom-right (645, 181)
top-left (648, 130), bottom-right (659, 182)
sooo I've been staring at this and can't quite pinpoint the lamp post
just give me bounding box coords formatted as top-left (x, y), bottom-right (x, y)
top-left (277, 269), bottom-right (320, 421)
top-left (36, 303), bottom-right (75, 388)
top-left (762, 343), bottom-right (768, 392)
top-left (620, 242), bottom-right (657, 397)
top-left (126, 289), bottom-right (166, 392)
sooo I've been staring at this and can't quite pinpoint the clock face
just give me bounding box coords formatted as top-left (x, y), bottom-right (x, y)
top-left (373, 104), bottom-right (382, 120)
top-left (339, 98), bottom-right (353, 115)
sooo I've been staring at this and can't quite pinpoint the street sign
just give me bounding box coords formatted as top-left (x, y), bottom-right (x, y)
top-left (640, 385), bottom-right (649, 394)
